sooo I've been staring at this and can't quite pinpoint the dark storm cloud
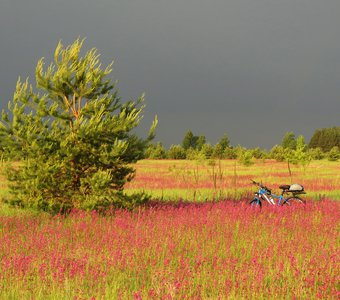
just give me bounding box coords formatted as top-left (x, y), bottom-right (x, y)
top-left (1, 0), bottom-right (339, 148)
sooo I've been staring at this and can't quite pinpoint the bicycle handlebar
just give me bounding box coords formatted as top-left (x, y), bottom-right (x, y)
top-left (251, 180), bottom-right (271, 193)
top-left (251, 180), bottom-right (263, 187)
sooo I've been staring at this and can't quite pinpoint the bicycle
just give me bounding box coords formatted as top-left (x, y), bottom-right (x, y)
top-left (249, 180), bottom-right (306, 208)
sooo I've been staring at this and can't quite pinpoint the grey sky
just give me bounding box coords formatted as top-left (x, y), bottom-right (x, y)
top-left (1, 0), bottom-right (339, 149)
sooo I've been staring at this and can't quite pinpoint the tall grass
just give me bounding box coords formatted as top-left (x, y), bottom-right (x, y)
top-left (0, 200), bottom-right (338, 299)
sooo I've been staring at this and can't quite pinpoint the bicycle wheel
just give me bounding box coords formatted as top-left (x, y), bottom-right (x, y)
top-left (249, 198), bottom-right (262, 208)
top-left (283, 196), bottom-right (305, 206)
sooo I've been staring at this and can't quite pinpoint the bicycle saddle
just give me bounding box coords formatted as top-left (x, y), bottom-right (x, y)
top-left (279, 185), bottom-right (290, 190)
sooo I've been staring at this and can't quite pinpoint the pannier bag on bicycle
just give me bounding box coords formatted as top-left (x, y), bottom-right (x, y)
top-left (289, 184), bottom-right (304, 192)
top-left (279, 184), bottom-right (304, 192)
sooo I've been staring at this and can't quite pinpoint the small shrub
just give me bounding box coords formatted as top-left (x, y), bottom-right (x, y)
top-left (327, 146), bottom-right (340, 161)
top-left (238, 150), bottom-right (254, 166)
top-left (167, 145), bottom-right (186, 159)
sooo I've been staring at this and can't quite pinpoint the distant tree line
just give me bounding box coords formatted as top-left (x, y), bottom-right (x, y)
top-left (144, 128), bottom-right (340, 163)
top-left (308, 127), bottom-right (340, 152)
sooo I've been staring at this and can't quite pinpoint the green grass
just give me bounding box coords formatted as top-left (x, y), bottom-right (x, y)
top-left (126, 159), bottom-right (340, 201)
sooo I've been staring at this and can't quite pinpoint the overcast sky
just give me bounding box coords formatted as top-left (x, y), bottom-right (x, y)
top-left (1, 0), bottom-right (339, 149)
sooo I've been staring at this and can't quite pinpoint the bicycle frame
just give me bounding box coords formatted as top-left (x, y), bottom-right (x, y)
top-left (269, 192), bottom-right (288, 206)
top-left (254, 187), bottom-right (276, 205)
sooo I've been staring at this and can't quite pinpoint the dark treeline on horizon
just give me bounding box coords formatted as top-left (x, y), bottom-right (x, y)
top-left (145, 126), bottom-right (340, 162)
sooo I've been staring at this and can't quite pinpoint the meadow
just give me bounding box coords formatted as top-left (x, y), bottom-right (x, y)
top-left (126, 159), bottom-right (340, 201)
top-left (0, 159), bottom-right (339, 299)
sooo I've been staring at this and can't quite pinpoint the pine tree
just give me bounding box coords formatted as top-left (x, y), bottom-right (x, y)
top-left (196, 135), bottom-right (206, 151)
top-left (309, 129), bottom-right (322, 149)
top-left (0, 38), bottom-right (157, 213)
top-left (217, 134), bottom-right (230, 150)
top-left (281, 132), bottom-right (297, 150)
top-left (182, 130), bottom-right (198, 150)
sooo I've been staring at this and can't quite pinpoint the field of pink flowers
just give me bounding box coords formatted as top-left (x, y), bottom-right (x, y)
top-left (0, 199), bottom-right (339, 299)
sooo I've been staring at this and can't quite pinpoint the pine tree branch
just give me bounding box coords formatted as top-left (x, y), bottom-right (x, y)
top-left (63, 94), bottom-right (78, 119)
top-left (78, 96), bottom-right (82, 116)
top-left (72, 93), bottom-right (79, 118)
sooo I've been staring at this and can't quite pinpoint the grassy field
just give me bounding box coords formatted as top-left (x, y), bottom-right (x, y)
top-left (126, 159), bottom-right (340, 202)
top-left (0, 159), bottom-right (339, 299)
